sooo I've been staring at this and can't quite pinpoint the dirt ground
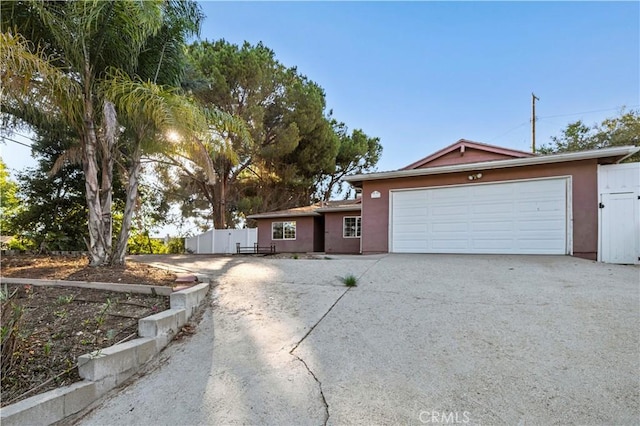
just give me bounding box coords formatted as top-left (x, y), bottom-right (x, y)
top-left (0, 255), bottom-right (181, 407)
top-left (0, 255), bottom-right (177, 285)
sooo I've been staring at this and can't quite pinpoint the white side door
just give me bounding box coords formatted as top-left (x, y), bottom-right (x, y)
top-left (600, 192), bottom-right (639, 264)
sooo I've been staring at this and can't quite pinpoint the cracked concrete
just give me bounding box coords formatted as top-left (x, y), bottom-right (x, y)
top-left (290, 353), bottom-right (329, 426)
top-left (74, 254), bottom-right (638, 425)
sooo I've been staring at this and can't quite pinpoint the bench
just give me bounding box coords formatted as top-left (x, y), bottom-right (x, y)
top-left (235, 243), bottom-right (276, 255)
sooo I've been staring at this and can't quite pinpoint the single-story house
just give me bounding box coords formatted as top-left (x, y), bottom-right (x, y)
top-left (248, 139), bottom-right (640, 263)
top-left (248, 199), bottom-right (362, 254)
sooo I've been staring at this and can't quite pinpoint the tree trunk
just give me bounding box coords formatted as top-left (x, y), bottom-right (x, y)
top-left (214, 174), bottom-right (229, 229)
top-left (100, 101), bottom-right (117, 256)
top-left (213, 161), bottom-right (228, 229)
top-left (323, 176), bottom-right (340, 202)
top-left (82, 58), bottom-right (108, 266)
top-left (111, 147), bottom-right (142, 265)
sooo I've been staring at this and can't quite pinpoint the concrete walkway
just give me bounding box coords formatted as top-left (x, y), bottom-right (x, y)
top-left (73, 254), bottom-right (639, 425)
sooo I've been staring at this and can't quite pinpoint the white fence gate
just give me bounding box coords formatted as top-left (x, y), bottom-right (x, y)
top-left (185, 228), bottom-right (258, 254)
top-left (598, 163), bottom-right (640, 264)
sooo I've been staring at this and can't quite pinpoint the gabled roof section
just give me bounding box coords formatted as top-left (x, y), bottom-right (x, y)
top-left (402, 139), bottom-right (534, 170)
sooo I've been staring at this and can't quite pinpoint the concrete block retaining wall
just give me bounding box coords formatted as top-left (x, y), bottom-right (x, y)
top-left (0, 282), bottom-right (210, 426)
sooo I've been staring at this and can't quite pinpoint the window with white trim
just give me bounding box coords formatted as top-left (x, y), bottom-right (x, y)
top-left (343, 216), bottom-right (361, 238)
top-left (272, 221), bottom-right (296, 240)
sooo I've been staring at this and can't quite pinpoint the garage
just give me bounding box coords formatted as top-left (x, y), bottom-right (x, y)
top-left (390, 178), bottom-right (570, 254)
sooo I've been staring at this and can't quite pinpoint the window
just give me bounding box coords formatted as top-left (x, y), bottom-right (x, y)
top-left (343, 216), bottom-right (361, 238)
top-left (272, 221), bottom-right (296, 240)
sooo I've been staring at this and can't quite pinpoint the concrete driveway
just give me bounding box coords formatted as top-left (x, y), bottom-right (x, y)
top-left (75, 254), bottom-right (639, 425)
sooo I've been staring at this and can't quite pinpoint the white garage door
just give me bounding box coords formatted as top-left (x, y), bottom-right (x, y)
top-left (391, 178), bottom-right (568, 254)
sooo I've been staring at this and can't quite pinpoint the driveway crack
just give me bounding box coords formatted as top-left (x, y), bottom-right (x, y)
top-left (289, 286), bottom-right (350, 425)
top-left (289, 257), bottom-right (385, 425)
top-left (290, 351), bottom-right (330, 426)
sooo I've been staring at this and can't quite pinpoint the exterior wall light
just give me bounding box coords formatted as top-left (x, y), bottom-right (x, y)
top-left (468, 173), bottom-right (483, 181)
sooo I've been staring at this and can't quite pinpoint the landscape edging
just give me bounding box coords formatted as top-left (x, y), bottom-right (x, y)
top-left (0, 277), bottom-right (174, 296)
top-left (0, 281), bottom-right (210, 426)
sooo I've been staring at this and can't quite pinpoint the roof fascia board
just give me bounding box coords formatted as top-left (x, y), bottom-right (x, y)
top-left (345, 146), bottom-right (640, 184)
top-left (246, 212), bottom-right (321, 219)
top-left (315, 206), bottom-right (362, 213)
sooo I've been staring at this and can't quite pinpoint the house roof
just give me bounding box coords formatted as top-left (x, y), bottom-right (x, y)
top-left (246, 204), bottom-right (322, 219)
top-left (401, 139), bottom-right (534, 170)
top-left (246, 199), bottom-right (361, 219)
top-left (315, 199), bottom-right (362, 213)
top-left (344, 145), bottom-right (640, 187)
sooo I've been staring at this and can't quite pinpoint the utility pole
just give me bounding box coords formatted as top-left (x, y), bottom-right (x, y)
top-left (531, 92), bottom-right (540, 153)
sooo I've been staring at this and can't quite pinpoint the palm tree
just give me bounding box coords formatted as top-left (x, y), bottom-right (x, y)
top-left (1, 0), bottom-right (204, 265)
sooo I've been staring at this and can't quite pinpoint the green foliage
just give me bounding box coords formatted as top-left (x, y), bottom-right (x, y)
top-left (165, 39), bottom-right (381, 228)
top-left (9, 132), bottom-right (94, 251)
top-left (95, 298), bottom-right (114, 328)
top-left (342, 274), bottom-right (358, 287)
top-left (319, 123), bottom-right (382, 200)
top-left (43, 340), bottom-right (52, 357)
top-left (539, 109), bottom-right (640, 162)
top-left (181, 39), bottom-right (329, 227)
top-left (56, 295), bottom-right (74, 305)
top-left (1, 0), bottom-right (205, 266)
top-left (167, 237), bottom-right (185, 254)
top-left (0, 158), bottom-right (20, 234)
top-left (6, 237), bottom-right (35, 251)
top-left (127, 232), bottom-right (169, 255)
top-left (1, 285), bottom-right (24, 380)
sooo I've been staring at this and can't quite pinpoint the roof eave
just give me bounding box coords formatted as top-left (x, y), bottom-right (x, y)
top-left (246, 212), bottom-right (321, 219)
top-left (344, 145), bottom-right (640, 187)
top-left (315, 206), bottom-right (362, 213)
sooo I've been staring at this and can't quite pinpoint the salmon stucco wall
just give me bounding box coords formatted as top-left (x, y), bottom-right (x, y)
top-left (256, 216), bottom-right (319, 253)
top-left (324, 211), bottom-right (361, 254)
top-left (360, 159), bottom-right (598, 259)
top-left (418, 149), bottom-right (520, 168)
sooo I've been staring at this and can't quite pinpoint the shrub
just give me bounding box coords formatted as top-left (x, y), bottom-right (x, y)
top-left (167, 237), bottom-right (185, 254)
top-left (1, 285), bottom-right (24, 380)
top-left (127, 233), bottom-right (168, 254)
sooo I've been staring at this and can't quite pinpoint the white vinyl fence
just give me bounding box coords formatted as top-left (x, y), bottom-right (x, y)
top-left (185, 228), bottom-right (258, 254)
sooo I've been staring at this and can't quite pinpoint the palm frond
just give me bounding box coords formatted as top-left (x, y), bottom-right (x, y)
top-left (31, 0), bottom-right (163, 75)
top-left (0, 31), bottom-right (84, 130)
top-left (50, 145), bottom-right (83, 176)
top-left (103, 69), bottom-right (202, 127)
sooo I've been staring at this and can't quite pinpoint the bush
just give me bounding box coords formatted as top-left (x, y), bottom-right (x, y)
top-left (1, 285), bottom-right (24, 381)
top-left (6, 237), bottom-right (36, 251)
top-left (167, 238), bottom-right (185, 254)
top-left (127, 233), bottom-right (168, 255)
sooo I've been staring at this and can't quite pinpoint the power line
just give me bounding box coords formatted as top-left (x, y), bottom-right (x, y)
top-left (488, 121), bottom-right (529, 143)
top-left (489, 104), bottom-right (639, 144)
top-left (538, 105), bottom-right (640, 120)
top-left (0, 135), bottom-right (33, 149)
top-left (11, 131), bottom-right (38, 142)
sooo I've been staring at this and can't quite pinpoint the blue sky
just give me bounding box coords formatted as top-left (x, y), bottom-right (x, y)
top-left (2, 0), bottom-right (638, 175)
top-left (199, 0), bottom-right (639, 171)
